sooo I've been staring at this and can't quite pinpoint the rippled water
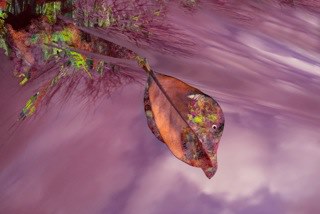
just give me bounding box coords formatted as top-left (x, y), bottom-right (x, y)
top-left (1, 2), bottom-right (320, 214)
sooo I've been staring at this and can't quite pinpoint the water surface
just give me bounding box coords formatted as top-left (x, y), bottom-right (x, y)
top-left (0, 2), bottom-right (320, 214)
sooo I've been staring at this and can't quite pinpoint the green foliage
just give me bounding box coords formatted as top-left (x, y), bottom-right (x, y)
top-left (51, 28), bottom-right (74, 44)
top-left (42, 2), bottom-right (61, 24)
top-left (40, 27), bottom-right (78, 60)
top-left (61, 50), bottom-right (92, 78)
top-left (67, 51), bottom-right (88, 69)
top-left (29, 34), bottom-right (40, 44)
top-left (18, 73), bottom-right (30, 86)
top-left (0, 36), bottom-right (9, 55)
top-left (0, 10), bottom-right (8, 55)
top-left (20, 92), bottom-right (39, 120)
top-left (0, 10), bottom-right (6, 19)
top-left (2, 0), bottom-right (171, 121)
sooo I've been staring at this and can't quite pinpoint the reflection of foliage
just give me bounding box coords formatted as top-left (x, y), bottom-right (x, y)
top-left (0, 0), bottom-right (198, 120)
top-left (20, 92), bottom-right (39, 119)
top-left (0, 10), bottom-right (9, 55)
top-left (2, 0), bottom-right (317, 120)
top-left (39, 1), bottom-right (62, 23)
top-left (0, 10), bottom-right (6, 26)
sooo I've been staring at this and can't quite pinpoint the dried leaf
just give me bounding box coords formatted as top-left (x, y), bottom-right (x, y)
top-left (144, 72), bottom-right (224, 179)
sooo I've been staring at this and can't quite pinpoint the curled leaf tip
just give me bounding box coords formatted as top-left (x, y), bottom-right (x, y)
top-left (203, 167), bottom-right (217, 179)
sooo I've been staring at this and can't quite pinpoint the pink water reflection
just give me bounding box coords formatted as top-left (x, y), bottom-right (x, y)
top-left (1, 1), bottom-right (320, 214)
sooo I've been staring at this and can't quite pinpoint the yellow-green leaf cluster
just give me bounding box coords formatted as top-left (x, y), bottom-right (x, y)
top-left (42, 2), bottom-right (61, 24)
top-left (20, 92), bottom-right (39, 120)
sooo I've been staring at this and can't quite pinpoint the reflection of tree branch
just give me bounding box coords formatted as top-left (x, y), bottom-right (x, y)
top-left (2, 0), bottom-right (199, 121)
top-left (44, 42), bottom-right (139, 70)
top-left (58, 15), bottom-right (151, 59)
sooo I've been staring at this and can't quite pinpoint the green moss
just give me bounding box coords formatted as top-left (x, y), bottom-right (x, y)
top-left (208, 114), bottom-right (217, 122)
top-left (193, 115), bottom-right (204, 124)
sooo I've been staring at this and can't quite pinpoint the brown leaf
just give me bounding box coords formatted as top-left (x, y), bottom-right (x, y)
top-left (144, 72), bottom-right (224, 179)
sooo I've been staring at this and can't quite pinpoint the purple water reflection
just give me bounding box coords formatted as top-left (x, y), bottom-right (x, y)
top-left (1, 2), bottom-right (320, 214)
